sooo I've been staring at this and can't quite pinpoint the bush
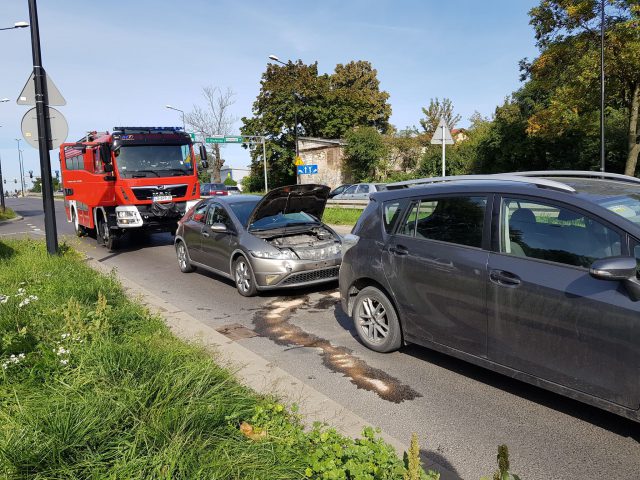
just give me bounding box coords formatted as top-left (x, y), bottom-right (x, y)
top-left (223, 175), bottom-right (238, 186)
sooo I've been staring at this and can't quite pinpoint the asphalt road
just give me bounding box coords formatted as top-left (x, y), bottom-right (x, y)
top-left (3, 196), bottom-right (640, 479)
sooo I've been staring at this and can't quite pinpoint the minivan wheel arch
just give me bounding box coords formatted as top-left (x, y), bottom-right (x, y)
top-left (347, 278), bottom-right (405, 343)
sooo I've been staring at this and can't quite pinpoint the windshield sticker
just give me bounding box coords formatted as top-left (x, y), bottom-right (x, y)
top-left (122, 135), bottom-right (134, 140)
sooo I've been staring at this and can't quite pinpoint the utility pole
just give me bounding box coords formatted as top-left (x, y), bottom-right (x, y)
top-left (600, 0), bottom-right (606, 172)
top-left (28, 0), bottom-right (58, 254)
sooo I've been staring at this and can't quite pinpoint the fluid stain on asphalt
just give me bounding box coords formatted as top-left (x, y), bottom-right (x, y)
top-left (253, 295), bottom-right (421, 403)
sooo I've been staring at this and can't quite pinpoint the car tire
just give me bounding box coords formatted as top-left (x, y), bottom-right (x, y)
top-left (233, 255), bottom-right (257, 297)
top-left (352, 286), bottom-right (402, 353)
top-left (97, 214), bottom-right (118, 251)
top-left (175, 241), bottom-right (195, 273)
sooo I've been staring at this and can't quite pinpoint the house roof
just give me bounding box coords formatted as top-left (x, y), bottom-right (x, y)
top-left (299, 137), bottom-right (346, 147)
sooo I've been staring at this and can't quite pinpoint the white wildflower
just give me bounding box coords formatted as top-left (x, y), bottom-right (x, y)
top-left (19, 282), bottom-right (26, 286)
top-left (0, 295), bottom-right (8, 304)
top-left (16, 288), bottom-right (26, 296)
top-left (18, 298), bottom-right (30, 307)
top-left (61, 333), bottom-right (70, 340)
top-left (60, 359), bottom-right (69, 366)
top-left (56, 347), bottom-right (69, 356)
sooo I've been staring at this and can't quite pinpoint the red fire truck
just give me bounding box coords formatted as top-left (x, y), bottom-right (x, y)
top-left (59, 127), bottom-right (208, 250)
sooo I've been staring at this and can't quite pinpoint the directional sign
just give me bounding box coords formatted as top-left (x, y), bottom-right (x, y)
top-left (294, 156), bottom-right (304, 166)
top-left (205, 136), bottom-right (244, 144)
top-left (297, 164), bottom-right (318, 175)
top-left (430, 119), bottom-right (454, 145)
top-left (188, 133), bottom-right (196, 140)
top-left (17, 72), bottom-right (66, 106)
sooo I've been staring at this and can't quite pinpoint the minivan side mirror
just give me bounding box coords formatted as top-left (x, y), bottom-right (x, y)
top-left (590, 256), bottom-right (640, 301)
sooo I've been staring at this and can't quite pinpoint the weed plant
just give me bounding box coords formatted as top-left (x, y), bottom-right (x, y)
top-left (0, 239), bottom-right (437, 480)
top-left (0, 208), bottom-right (16, 222)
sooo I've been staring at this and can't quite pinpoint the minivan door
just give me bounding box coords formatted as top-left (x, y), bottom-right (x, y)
top-left (385, 195), bottom-right (490, 357)
top-left (488, 196), bottom-right (640, 409)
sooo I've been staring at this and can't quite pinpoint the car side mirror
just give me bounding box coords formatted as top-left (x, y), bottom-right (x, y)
top-left (589, 256), bottom-right (636, 281)
top-left (590, 256), bottom-right (640, 302)
top-left (199, 145), bottom-right (209, 169)
top-left (210, 223), bottom-right (227, 232)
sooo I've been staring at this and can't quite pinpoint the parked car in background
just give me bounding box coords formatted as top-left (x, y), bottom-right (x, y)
top-left (201, 183), bottom-right (228, 196)
top-left (226, 185), bottom-right (241, 195)
top-left (175, 184), bottom-right (342, 296)
top-left (340, 171), bottom-right (640, 422)
top-left (328, 184), bottom-right (352, 198)
top-left (332, 183), bottom-right (386, 200)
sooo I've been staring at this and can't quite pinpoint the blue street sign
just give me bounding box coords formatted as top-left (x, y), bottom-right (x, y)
top-left (297, 164), bottom-right (319, 175)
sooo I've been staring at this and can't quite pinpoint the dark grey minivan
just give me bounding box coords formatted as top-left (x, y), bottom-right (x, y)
top-left (339, 171), bottom-right (640, 422)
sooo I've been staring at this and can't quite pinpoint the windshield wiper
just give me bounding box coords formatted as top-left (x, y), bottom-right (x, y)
top-left (130, 170), bottom-right (160, 177)
top-left (162, 168), bottom-right (190, 176)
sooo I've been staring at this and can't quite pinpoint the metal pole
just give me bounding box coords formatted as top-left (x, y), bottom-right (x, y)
top-left (16, 140), bottom-right (25, 197)
top-left (28, 0), bottom-right (58, 254)
top-left (599, 0), bottom-right (605, 172)
top-left (441, 125), bottom-right (446, 177)
top-left (262, 136), bottom-right (268, 193)
top-left (0, 151), bottom-right (5, 211)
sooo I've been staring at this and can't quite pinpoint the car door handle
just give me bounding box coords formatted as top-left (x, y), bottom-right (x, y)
top-left (489, 269), bottom-right (521, 287)
top-left (390, 245), bottom-right (409, 256)
top-left (202, 231), bottom-right (210, 238)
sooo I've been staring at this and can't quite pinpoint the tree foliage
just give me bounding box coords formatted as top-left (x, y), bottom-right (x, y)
top-left (523, 0), bottom-right (640, 174)
top-left (419, 98), bottom-right (462, 134)
top-left (241, 60), bottom-right (391, 188)
top-left (343, 127), bottom-right (389, 182)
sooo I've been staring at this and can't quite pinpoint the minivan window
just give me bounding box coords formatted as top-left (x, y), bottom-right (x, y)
top-left (383, 200), bottom-right (405, 233)
top-left (500, 198), bottom-right (621, 268)
top-left (399, 196), bottom-right (487, 248)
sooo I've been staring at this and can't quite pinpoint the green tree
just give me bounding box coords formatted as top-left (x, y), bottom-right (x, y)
top-left (343, 127), bottom-right (388, 182)
top-left (525, 0), bottom-right (640, 174)
top-left (30, 176), bottom-right (60, 193)
top-left (419, 98), bottom-right (462, 135)
top-left (240, 59), bottom-right (391, 188)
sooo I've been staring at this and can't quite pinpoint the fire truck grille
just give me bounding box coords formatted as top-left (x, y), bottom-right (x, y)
top-left (131, 184), bottom-right (188, 200)
top-left (280, 267), bottom-right (340, 286)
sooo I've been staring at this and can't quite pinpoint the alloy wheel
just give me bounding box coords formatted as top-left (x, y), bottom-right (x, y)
top-left (356, 297), bottom-right (389, 344)
top-left (235, 259), bottom-right (251, 293)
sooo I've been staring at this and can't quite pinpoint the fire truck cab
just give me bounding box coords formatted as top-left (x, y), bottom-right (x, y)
top-left (59, 127), bottom-right (207, 250)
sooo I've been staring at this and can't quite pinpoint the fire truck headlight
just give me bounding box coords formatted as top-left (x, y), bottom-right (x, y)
top-left (117, 211), bottom-right (136, 218)
top-left (115, 206), bottom-right (142, 227)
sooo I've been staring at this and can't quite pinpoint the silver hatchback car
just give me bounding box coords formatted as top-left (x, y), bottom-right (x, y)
top-left (175, 184), bottom-right (342, 296)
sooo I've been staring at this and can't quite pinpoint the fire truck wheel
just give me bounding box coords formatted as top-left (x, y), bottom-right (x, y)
top-left (175, 241), bottom-right (195, 273)
top-left (97, 215), bottom-right (118, 251)
top-left (72, 209), bottom-right (87, 237)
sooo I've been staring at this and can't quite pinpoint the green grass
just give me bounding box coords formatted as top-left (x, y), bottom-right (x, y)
top-left (0, 208), bottom-right (16, 221)
top-left (322, 207), bottom-right (363, 225)
top-left (0, 239), bottom-right (437, 480)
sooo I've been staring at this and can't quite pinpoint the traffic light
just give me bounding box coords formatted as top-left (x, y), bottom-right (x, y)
top-left (29, 170), bottom-right (33, 179)
top-left (14, 179), bottom-right (17, 184)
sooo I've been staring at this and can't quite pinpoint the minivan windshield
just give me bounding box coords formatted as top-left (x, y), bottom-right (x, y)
top-left (596, 195), bottom-right (640, 226)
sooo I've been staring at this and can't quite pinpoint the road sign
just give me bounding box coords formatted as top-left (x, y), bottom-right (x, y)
top-left (430, 119), bottom-right (454, 145)
top-left (297, 164), bottom-right (318, 175)
top-left (17, 72), bottom-right (66, 106)
top-left (294, 156), bottom-right (304, 166)
top-left (189, 133), bottom-right (195, 140)
top-left (21, 106), bottom-right (68, 150)
top-left (205, 136), bottom-right (244, 144)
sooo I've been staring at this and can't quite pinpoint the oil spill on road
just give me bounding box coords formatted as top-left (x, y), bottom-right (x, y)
top-left (253, 294), bottom-right (421, 403)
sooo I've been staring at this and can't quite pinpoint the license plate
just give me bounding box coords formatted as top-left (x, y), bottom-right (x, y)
top-left (152, 195), bottom-right (172, 202)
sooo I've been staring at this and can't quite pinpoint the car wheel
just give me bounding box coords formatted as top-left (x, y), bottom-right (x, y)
top-left (175, 241), bottom-right (195, 273)
top-left (72, 208), bottom-right (87, 237)
top-left (352, 286), bottom-right (402, 352)
top-left (233, 256), bottom-right (257, 297)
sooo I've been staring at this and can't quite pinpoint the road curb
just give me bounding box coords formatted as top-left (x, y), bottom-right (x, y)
top-left (84, 256), bottom-right (457, 478)
top-left (0, 214), bottom-right (24, 225)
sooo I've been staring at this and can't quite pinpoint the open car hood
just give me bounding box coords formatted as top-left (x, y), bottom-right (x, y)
top-left (247, 184), bottom-right (330, 229)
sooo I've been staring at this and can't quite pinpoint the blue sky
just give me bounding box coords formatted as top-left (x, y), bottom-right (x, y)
top-left (0, 0), bottom-right (539, 189)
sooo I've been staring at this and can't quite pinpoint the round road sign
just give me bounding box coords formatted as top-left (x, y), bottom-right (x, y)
top-left (21, 107), bottom-right (69, 150)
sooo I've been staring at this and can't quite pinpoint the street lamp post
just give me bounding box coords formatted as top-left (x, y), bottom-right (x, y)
top-left (15, 139), bottom-right (25, 197)
top-left (165, 104), bottom-right (186, 130)
top-left (268, 54), bottom-right (301, 183)
top-left (600, 0), bottom-right (606, 172)
top-left (0, 21), bottom-right (29, 31)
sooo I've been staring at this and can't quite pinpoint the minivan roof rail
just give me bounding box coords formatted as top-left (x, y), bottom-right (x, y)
top-left (509, 170), bottom-right (640, 185)
top-left (385, 174), bottom-right (576, 193)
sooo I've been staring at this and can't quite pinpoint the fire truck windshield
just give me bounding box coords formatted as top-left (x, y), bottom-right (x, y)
top-left (115, 145), bottom-right (193, 178)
